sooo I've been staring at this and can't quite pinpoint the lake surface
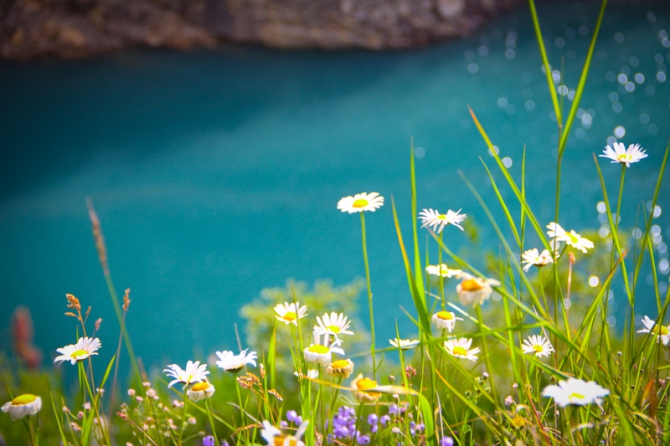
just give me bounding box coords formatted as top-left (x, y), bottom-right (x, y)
top-left (1, 0), bottom-right (669, 371)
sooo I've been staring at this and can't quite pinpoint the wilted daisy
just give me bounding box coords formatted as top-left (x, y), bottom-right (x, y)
top-left (54, 337), bottom-right (101, 365)
top-left (546, 222), bottom-right (594, 253)
top-left (337, 192), bottom-right (384, 213)
top-left (326, 358), bottom-right (355, 378)
top-left (1, 394), bottom-right (42, 421)
top-left (456, 273), bottom-right (500, 306)
top-left (637, 316), bottom-right (670, 345)
top-left (443, 338), bottom-right (480, 362)
top-left (303, 332), bottom-right (345, 366)
top-left (419, 208), bottom-right (467, 233)
top-left (542, 378), bottom-right (609, 407)
top-left (521, 248), bottom-right (555, 272)
top-left (215, 349), bottom-right (257, 373)
top-left (186, 381), bottom-right (215, 401)
top-left (389, 338), bottom-right (420, 350)
top-left (426, 264), bottom-right (463, 278)
top-left (351, 374), bottom-right (381, 403)
top-left (431, 311), bottom-right (463, 332)
top-left (600, 142), bottom-right (647, 167)
top-left (164, 361), bottom-right (209, 389)
top-left (261, 419), bottom-right (309, 446)
top-left (274, 302), bottom-right (307, 325)
top-left (521, 335), bottom-right (554, 358)
top-left (314, 312), bottom-right (354, 337)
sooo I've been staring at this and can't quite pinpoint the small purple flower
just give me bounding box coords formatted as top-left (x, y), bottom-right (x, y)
top-left (356, 434), bottom-right (371, 445)
top-left (367, 414), bottom-right (378, 425)
top-left (388, 404), bottom-right (398, 415)
top-left (410, 421), bottom-right (416, 436)
top-left (202, 436), bottom-right (215, 446)
top-left (380, 415), bottom-right (391, 426)
top-left (286, 410), bottom-right (298, 423)
top-left (416, 423), bottom-right (425, 433)
top-left (280, 420), bottom-right (288, 428)
top-left (220, 441), bottom-right (230, 446)
top-left (295, 416), bottom-right (303, 425)
top-left (440, 437), bottom-right (454, 446)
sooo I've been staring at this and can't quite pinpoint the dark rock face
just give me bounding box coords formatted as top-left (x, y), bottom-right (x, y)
top-left (0, 0), bottom-right (523, 59)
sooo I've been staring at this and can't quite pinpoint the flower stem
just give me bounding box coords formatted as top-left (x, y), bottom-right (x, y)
top-left (360, 212), bottom-right (376, 379)
top-left (205, 399), bottom-right (220, 446)
top-left (178, 388), bottom-right (187, 443)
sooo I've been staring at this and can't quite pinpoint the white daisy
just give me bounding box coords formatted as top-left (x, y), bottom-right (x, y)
top-left (261, 419), bottom-right (309, 446)
top-left (389, 338), bottom-right (420, 350)
top-left (456, 273), bottom-right (500, 306)
top-left (431, 311), bottom-right (463, 332)
top-left (186, 381), bottom-right (215, 401)
top-left (419, 208), bottom-right (467, 233)
top-left (326, 359), bottom-right (355, 378)
top-left (351, 374), bottom-right (381, 403)
top-left (426, 263), bottom-right (463, 278)
top-left (215, 349), bottom-right (258, 373)
top-left (1, 394), bottom-right (42, 421)
top-left (600, 142), bottom-right (647, 167)
top-left (637, 316), bottom-right (670, 345)
top-left (443, 337), bottom-right (480, 362)
top-left (314, 312), bottom-right (354, 337)
top-left (521, 335), bottom-right (554, 358)
top-left (521, 248), bottom-right (556, 272)
top-left (54, 337), bottom-right (101, 365)
top-left (546, 222), bottom-right (594, 253)
top-left (337, 192), bottom-right (384, 213)
top-left (542, 378), bottom-right (609, 407)
top-left (274, 302), bottom-right (307, 325)
top-left (303, 332), bottom-right (344, 366)
top-left (163, 361), bottom-right (209, 389)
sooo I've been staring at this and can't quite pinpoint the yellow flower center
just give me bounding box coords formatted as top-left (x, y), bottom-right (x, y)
top-left (460, 279), bottom-right (483, 292)
top-left (283, 311), bottom-right (297, 322)
top-left (308, 345), bottom-right (330, 354)
top-left (452, 346), bottom-right (468, 357)
top-left (617, 153), bottom-right (632, 162)
top-left (652, 325), bottom-right (669, 336)
top-left (532, 345), bottom-right (544, 353)
top-left (352, 199), bottom-right (369, 208)
top-left (436, 214), bottom-right (448, 220)
top-left (436, 311), bottom-right (454, 321)
top-left (274, 436), bottom-right (298, 446)
top-left (70, 349), bottom-right (89, 359)
top-left (12, 394), bottom-right (37, 406)
top-left (511, 415), bottom-right (527, 428)
top-left (191, 382), bottom-right (210, 392)
top-left (330, 359), bottom-right (349, 369)
top-left (567, 232), bottom-right (580, 244)
top-left (568, 392), bottom-right (585, 401)
top-left (356, 377), bottom-right (378, 391)
top-left (327, 325), bottom-right (341, 333)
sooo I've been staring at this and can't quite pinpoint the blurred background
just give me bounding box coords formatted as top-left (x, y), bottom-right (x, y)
top-left (0, 0), bottom-right (669, 373)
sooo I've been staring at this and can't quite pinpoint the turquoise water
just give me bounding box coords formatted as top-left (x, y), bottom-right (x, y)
top-left (1, 0), bottom-right (669, 370)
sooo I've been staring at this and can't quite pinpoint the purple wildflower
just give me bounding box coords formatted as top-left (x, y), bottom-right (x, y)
top-left (440, 437), bottom-right (454, 446)
top-left (380, 415), bottom-right (391, 426)
top-left (202, 436), bottom-right (215, 446)
top-left (356, 434), bottom-right (371, 445)
top-left (286, 410), bottom-right (298, 423)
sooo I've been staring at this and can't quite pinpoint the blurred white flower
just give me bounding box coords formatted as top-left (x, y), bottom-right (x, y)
top-left (1, 394), bottom-right (42, 421)
top-left (431, 311), bottom-right (463, 332)
top-left (389, 338), bottom-right (420, 350)
top-left (637, 316), bottom-right (670, 345)
top-left (314, 312), bottom-right (353, 337)
top-left (426, 263), bottom-right (463, 278)
top-left (547, 222), bottom-right (594, 253)
top-left (542, 378), bottom-right (609, 407)
top-left (274, 302), bottom-right (307, 325)
top-left (600, 142), bottom-right (647, 167)
top-left (186, 381), bottom-right (215, 401)
top-left (443, 338), bottom-right (480, 362)
top-left (54, 337), bottom-right (101, 365)
top-left (456, 273), bottom-right (500, 306)
top-left (521, 335), bottom-right (554, 358)
top-left (521, 248), bottom-right (556, 272)
top-left (419, 208), bottom-right (467, 233)
top-left (261, 419), bottom-right (308, 446)
top-left (337, 192), bottom-right (384, 213)
top-left (164, 361), bottom-right (209, 389)
top-left (215, 349), bottom-right (257, 373)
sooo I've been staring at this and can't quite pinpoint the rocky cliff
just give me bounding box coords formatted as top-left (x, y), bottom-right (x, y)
top-left (0, 0), bottom-right (523, 59)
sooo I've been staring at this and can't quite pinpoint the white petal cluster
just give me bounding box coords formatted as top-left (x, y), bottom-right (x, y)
top-left (215, 349), bottom-right (258, 373)
top-left (419, 208), bottom-right (467, 233)
top-left (542, 378), bottom-right (609, 407)
top-left (54, 337), bottom-right (102, 365)
top-left (337, 192), bottom-right (384, 213)
top-left (600, 142), bottom-right (647, 167)
top-left (164, 361), bottom-right (209, 389)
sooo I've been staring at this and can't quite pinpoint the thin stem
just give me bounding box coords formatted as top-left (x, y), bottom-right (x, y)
top-left (235, 377), bottom-right (246, 444)
top-left (205, 399), bottom-right (220, 446)
top-left (360, 212), bottom-right (377, 379)
top-left (178, 388), bottom-right (188, 443)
